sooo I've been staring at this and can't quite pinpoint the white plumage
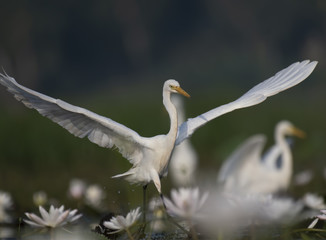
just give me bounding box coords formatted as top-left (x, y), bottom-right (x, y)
top-left (0, 60), bottom-right (317, 196)
top-left (175, 60), bottom-right (316, 145)
top-left (217, 120), bottom-right (306, 194)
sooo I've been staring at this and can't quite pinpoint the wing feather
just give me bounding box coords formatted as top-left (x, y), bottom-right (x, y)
top-left (217, 134), bottom-right (266, 183)
top-left (176, 60), bottom-right (317, 145)
top-left (0, 73), bottom-right (145, 164)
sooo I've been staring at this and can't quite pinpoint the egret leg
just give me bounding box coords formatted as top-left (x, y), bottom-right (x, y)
top-left (142, 184), bottom-right (148, 223)
top-left (160, 193), bottom-right (167, 210)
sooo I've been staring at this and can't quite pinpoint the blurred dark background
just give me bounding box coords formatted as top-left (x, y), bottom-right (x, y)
top-left (0, 0), bottom-right (325, 213)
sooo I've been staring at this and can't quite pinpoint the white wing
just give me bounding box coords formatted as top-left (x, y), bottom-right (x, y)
top-left (217, 134), bottom-right (266, 183)
top-left (176, 60), bottom-right (317, 145)
top-left (0, 73), bottom-right (146, 165)
top-left (261, 145), bottom-right (282, 170)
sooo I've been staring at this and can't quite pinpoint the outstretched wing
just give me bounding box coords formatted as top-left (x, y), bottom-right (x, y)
top-left (0, 73), bottom-right (145, 165)
top-left (176, 60), bottom-right (317, 145)
top-left (217, 134), bottom-right (266, 183)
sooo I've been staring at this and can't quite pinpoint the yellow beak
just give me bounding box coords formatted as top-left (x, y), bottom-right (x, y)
top-left (174, 86), bottom-right (190, 98)
top-left (290, 126), bottom-right (306, 138)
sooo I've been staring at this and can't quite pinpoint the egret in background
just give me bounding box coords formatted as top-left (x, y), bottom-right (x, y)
top-left (217, 120), bottom-right (306, 194)
top-left (0, 60), bottom-right (316, 212)
top-left (169, 95), bottom-right (198, 186)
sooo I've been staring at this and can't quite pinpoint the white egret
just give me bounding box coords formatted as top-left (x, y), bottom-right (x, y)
top-left (218, 120), bottom-right (306, 194)
top-left (0, 60), bottom-right (316, 206)
top-left (169, 95), bottom-right (198, 187)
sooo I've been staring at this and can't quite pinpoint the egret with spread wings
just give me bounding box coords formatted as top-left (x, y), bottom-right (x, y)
top-left (0, 60), bottom-right (317, 207)
top-left (217, 120), bottom-right (305, 194)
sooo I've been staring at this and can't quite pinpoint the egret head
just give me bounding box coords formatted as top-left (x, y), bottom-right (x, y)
top-left (277, 120), bottom-right (305, 138)
top-left (164, 79), bottom-right (190, 98)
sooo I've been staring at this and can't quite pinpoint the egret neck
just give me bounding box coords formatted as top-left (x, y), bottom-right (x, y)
top-left (163, 89), bottom-right (179, 141)
top-left (275, 126), bottom-right (292, 189)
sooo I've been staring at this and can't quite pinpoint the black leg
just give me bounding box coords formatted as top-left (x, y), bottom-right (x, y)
top-left (160, 193), bottom-right (167, 210)
top-left (142, 184), bottom-right (148, 223)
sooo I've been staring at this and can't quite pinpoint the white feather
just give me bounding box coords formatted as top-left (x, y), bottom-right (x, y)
top-left (176, 60), bottom-right (317, 145)
top-left (217, 120), bottom-right (303, 194)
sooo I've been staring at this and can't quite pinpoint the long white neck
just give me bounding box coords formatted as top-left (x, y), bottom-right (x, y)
top-left (274, 129), bottom-right (292, 188)
top-left (171, 95), bottom-right (185, 123)
top-left (163, 91), bottom-right (178, 140)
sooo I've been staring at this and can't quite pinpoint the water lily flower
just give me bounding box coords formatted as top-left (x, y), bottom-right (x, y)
top-left (148, 197), bottom-right (165, 232)
top-left (261, 196), bottom-right (303, 223)
top-left (103, 207), bottom-right (141, 234)
top-left (0, 191), bottom-right (13, 223)
top-left (227, 193), bottom-right (303, 225)
top-left (294, 170), bottom-right (313, 186)
top-left (33, 191), bottom-right (48, 206)
top-left (164, 187), bottom-right (209, 220)
top-left (308, 210), bottom-right (326, 228)
top-left (68, 179), bottom-right (87, 200)
top-left (302, 193), bottom-right (326, 210)
top-left (149, 197), bottom-right (164, 212)
top-left (0, 191), bottom-right (12, 209)
top-left (24, 205), bottom-right (82, 228)
top-left (85, 184), bottom-right (106, 208)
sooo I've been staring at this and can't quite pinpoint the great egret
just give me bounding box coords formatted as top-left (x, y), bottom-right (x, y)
top-left (0, 60), bottom-right (317, 204)
top-left (169, 95), bottom-right (198, 186)
top-left (217, 120), bottom-right (306, 194)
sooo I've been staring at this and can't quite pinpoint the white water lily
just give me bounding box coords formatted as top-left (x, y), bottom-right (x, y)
top-left (294, 170), bottom-right (313, 186)
top-left (164, 187), bottom-right (209, 219)
top-left (148, 197), bottom-right (166, 232)
top-left (103, 207), bottom-right (141, 233)
top-left (85, 184), bottom-right (106, 208)
top-left (302, 193), bottom-right (326, 210)
top-left (261, 196), bottom-right (303, 223)
top-left (0, 191), bottom-right (13, 223)
top-left (68, 178), bottom-right (87, 200)
top-left (24, 205), bottom-right (82, 228)
top-left (0, 191), bottom-right (12, 209)
top-left (33, 191), bottom-right (48, 206)
top-left (308, 210), bottom-right (326, 228)
top-left (227, 193), bottom-right (303, 224)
